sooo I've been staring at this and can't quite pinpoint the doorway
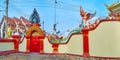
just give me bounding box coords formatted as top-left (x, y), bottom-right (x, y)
top-left (30, 36), bottom-right (40, 52)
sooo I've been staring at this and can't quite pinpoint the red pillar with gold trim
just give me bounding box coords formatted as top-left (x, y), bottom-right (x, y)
top-left (52, 43), bottom-right (59, 53)
top-left (39, 36), bottom-right (45, 53)
top-left (82, 29), bottom-right (90, 56)
top-left (12, 35), bottom-right (21, 51)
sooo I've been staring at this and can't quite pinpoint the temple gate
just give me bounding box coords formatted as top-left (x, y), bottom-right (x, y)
top-left (26, 8), bottom-right (45, 53)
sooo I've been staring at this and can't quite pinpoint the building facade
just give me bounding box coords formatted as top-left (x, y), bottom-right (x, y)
top-left (0, 16), bottom-right (31, 38)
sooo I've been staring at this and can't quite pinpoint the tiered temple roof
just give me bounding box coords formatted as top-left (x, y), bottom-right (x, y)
top-left (105, 1), bottom-right (120, 13)
top-left (0, 16), bottom-right (31, 33)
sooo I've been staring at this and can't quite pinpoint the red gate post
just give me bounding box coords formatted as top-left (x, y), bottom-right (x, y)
top-left (52, 43), bottom-right (59, 53)
top-left (82, 29), bottom-right (90, 56)
top-left (12, 35), bottom-right (21, 51)
top-left (39, 36), bottom-right (45, 53)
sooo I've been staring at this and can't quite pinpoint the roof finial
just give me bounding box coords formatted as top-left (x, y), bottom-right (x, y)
top-left (104, 3), bottom-right (109, 8)
top-left (29, 8), bottom-right (40, 24)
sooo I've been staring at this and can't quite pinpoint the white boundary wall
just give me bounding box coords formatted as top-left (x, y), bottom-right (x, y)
top-left (0, 42), bottom-right (14, 51)
top-left (89, 21), bottom-right (120, 57)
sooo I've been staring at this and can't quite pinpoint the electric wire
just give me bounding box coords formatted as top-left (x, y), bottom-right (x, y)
top-left (2, 0), bottom-right (81, 29)
top-left (9, 0), bottom-right (80, 12)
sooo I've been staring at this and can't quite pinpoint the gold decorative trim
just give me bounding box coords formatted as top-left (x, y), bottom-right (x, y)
top-left (26, 24), bottom-right (45, 37)
top-left (83, 34), bottom-right (88, 37)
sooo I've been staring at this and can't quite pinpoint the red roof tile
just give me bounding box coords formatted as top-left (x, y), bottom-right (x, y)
top-left (1, 16), bottom-right (16, 30)
top-left (1, 16), bottom-right (31, 31)
top-left (4, 16), bottom-right (16, 26)
top-left (20, 16), bottom-right (31, 26)
top-left (13, 17), bottom-right (23, 26)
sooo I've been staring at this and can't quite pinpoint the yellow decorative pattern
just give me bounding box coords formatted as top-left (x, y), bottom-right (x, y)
top-left (83, 34), bottom-right (88, 37)
top-left (26, 24), bottom-right (45, 37)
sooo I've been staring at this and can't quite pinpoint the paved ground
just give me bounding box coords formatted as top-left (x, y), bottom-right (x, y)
top-left (0, 53), bottom-right (119, 60)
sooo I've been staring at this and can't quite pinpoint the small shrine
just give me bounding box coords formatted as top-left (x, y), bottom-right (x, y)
top-left (26, 8), bottom-right (45, 53)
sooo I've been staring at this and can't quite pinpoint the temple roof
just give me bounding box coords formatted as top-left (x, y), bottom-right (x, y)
top-left (105, 1), bottom-right (120, 13)
top-left (0, 16), bottom-right (30, 30)
top-left (13, 17), bottom-right (23, 26)
top-left (20, 16), bottom-right (31, 26)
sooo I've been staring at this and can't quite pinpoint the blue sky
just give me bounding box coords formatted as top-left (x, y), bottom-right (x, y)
top-left (0, 0), bottom-right (118, 34)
